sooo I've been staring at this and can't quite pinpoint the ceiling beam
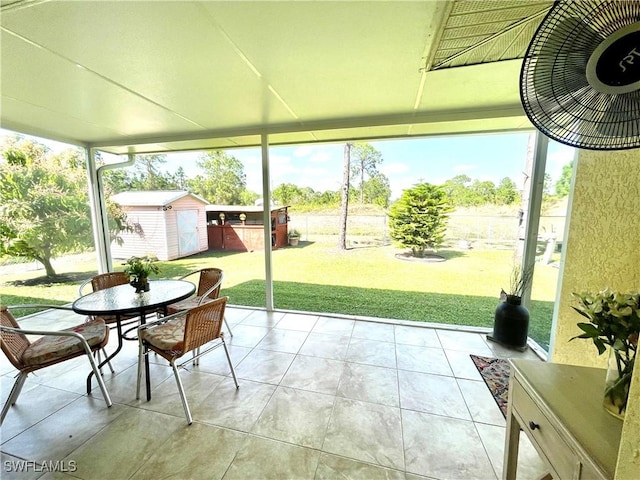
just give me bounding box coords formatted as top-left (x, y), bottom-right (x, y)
top-left (87, 105), bottom-right (527, 151)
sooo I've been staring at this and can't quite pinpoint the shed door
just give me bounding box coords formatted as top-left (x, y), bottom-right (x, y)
top-left (177, 210), bottom-right (199, 256)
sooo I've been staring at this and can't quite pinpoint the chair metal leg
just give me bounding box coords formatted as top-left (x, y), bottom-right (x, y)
top-left (1, 372), bottom-right (28, 425)
top-left (222, 338), bottom-right (239, 389)
top-left (193, 346), bottom-right (209, 366)
top-left (94, 350), bottom-right (103, 375)
top-left (94, 349), bottom-right (115, 375)
top-left (102, 348), bottom-right (115, 373)
top-left (171, 360), bottom-right (193, 425)
top-left (87, 319), bottom-right (123, 395)
top-left (136, 341), bottom-right (145, 400)
top-left (86, 349), bottom-right (112, 407)
top-left (192, 348), bottom-right (199, 366)
top-left (224, 316), bottom-right (233, 337)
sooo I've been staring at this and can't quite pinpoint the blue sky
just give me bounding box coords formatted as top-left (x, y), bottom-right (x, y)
top-left (2, 129), bottom-right (575, 200)
top-left (190, 132), bottom-right (575, 199)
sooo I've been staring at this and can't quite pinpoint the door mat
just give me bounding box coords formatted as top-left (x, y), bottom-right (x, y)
top-left (470, 354), bottom-right (511, 419)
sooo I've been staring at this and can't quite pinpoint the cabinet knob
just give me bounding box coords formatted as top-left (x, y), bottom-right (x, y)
top-left (528, 421), bottom-right (540, 431)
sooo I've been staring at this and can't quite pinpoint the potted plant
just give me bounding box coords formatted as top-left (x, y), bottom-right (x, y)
top-left (288, 229), bottom-right (300, 246)
top-left (123, 255), bottom-right (160, 293)
top-left (571, 288), bottom-right (639, 419)
top-left (487, 264), bottom-right (534, 350)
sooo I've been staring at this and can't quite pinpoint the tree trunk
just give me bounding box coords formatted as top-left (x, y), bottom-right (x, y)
top-left (339, 143), bottom-right (351, 250)
top-left (38, 255), bottom-right (57, 278)
top-left (359, 163), bottom-right (364, 204)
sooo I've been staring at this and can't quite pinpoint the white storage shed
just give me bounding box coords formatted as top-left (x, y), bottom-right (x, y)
top-left (110, 191), bottom-right (209, 261)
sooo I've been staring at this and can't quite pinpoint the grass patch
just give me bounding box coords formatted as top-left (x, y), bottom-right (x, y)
top-left (0, 241), bottom-right (556, 350)
top-left (226, 280), bottom-right (553, 349)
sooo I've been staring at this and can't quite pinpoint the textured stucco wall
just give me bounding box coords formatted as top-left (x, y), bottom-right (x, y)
top-left (551, 149), bottom-right (640, 365)
top-left (549, 148), bottom-right (640, 479)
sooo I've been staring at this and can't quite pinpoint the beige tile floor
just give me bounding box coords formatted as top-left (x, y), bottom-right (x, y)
top-left (1, 307), bottom-right (549, 480)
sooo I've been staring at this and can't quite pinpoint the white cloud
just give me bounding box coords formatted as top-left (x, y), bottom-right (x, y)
top-left (269, 154), bottom-right (295, 169)
top-left (429, 175), bottom-right (448, 186)
top-left (390, 178), bottom-right (414, 200)
top-left (548, 145), bottom-right (575, 164)
top-left (292, 145), bottom-right (332, 163)
top-left (239, 146), bottom-right (342, 194)
top-left (381, 162), bottom-right (409, 175)
top-left (245, 170), bottom-right (263, 193)
top-left (546, 144), bottom-right (575, 181)
top-left (241, 153), bottom-right (261, 168)
top-left (308, 150), bottom-right (331, 163)
top-left (277, 165), bottom-right (337, 191)
top-left (454, 164), bottom-right (476, 172)
top-left (293, 145), bottom-right (313, 158)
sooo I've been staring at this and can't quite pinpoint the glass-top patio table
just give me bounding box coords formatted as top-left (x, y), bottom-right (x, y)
top-left (72, 279), bottom-right (195, 400)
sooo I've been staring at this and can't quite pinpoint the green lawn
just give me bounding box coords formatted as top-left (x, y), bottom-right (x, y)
top-left (0, 241), bottom-right (557, 349)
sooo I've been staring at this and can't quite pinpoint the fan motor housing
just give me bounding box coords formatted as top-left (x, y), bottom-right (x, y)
top-left (586, 21), bottom-right (640, 94)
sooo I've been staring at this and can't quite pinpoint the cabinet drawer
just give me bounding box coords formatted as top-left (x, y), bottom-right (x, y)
top-left (512, 379), bottom-right (578, 479)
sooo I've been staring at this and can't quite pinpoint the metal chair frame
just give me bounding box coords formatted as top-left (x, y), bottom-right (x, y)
top-left (0, 305), bottom-right (113, 425)
top-left (169, 268), bottom-right (233, 337)
top-left (136, 297), bottom-right (239, 425)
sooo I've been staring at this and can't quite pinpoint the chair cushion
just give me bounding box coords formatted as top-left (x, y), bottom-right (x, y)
top-left (141, 315), bottom-right (186, 352)
top-left (21, 319), bottom-right (107, 367)
top-left (166, 296), bottom-right (212, 315)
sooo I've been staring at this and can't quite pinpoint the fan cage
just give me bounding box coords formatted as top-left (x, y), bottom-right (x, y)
top-left (520, 0), bottom-right (640, 150)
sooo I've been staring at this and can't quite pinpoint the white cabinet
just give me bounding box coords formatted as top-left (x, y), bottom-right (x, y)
top-left (504, 360), bottom-right (623, 480)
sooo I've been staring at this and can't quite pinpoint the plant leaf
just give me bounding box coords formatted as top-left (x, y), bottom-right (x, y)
top-left (571, 306), bottom-right (592, 320)
top-left (576, 322), bottom-right (600, 337)
top-left (569, 333), bottom-right (593, 341)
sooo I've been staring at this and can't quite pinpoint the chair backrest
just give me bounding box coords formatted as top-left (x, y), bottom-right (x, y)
top-left (197, 268), bottom-right (224, 299)
top-left (0, 306), bottom-right (30, 369)
top-left (91, 272), bottom-right (129, 292)
top-left (183, 296), bottom-right (227, 353)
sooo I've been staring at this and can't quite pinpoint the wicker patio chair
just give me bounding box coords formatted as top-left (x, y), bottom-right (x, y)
top-left (78, 271), bottom-right (141, 371)
top-left (78, 272), bottom-right (140, 324)
top-left (136, 296), bottom-right (239, 424)
top-left (165, 268), bottom-right (233, 337)
top-left (0, 305), bottom-right (112, 425)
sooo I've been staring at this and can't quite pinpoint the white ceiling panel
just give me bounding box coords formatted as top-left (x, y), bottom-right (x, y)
top-left (1, 96), bottom-right (110, 147)
top-left (408, 116), bottom-right (532, 136)
top-left (203, 1), bottom-right (437, 120)
top-left (1, 1), bottom-right (296, 130)
top-left (311, 125), bottom-right (412, 143)
top-left (0, 0), bottom-right (545, 152)
top-left (1, 31), bottom-right (203, 139)
top-left (419, 60), bottom-right (522, 111)
top-left (268, 131), bottom-right (319, 146)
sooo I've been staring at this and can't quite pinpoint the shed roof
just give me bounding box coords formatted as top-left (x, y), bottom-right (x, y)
top-left (111, 190), bottom-right (208, 207)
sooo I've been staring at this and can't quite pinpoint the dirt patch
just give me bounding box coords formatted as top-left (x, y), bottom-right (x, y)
top-left (394, 252), bottom-right (447, 263)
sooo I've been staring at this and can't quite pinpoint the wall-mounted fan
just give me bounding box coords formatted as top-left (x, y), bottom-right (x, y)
top-left (520, 0), bottom-right (640, 150)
